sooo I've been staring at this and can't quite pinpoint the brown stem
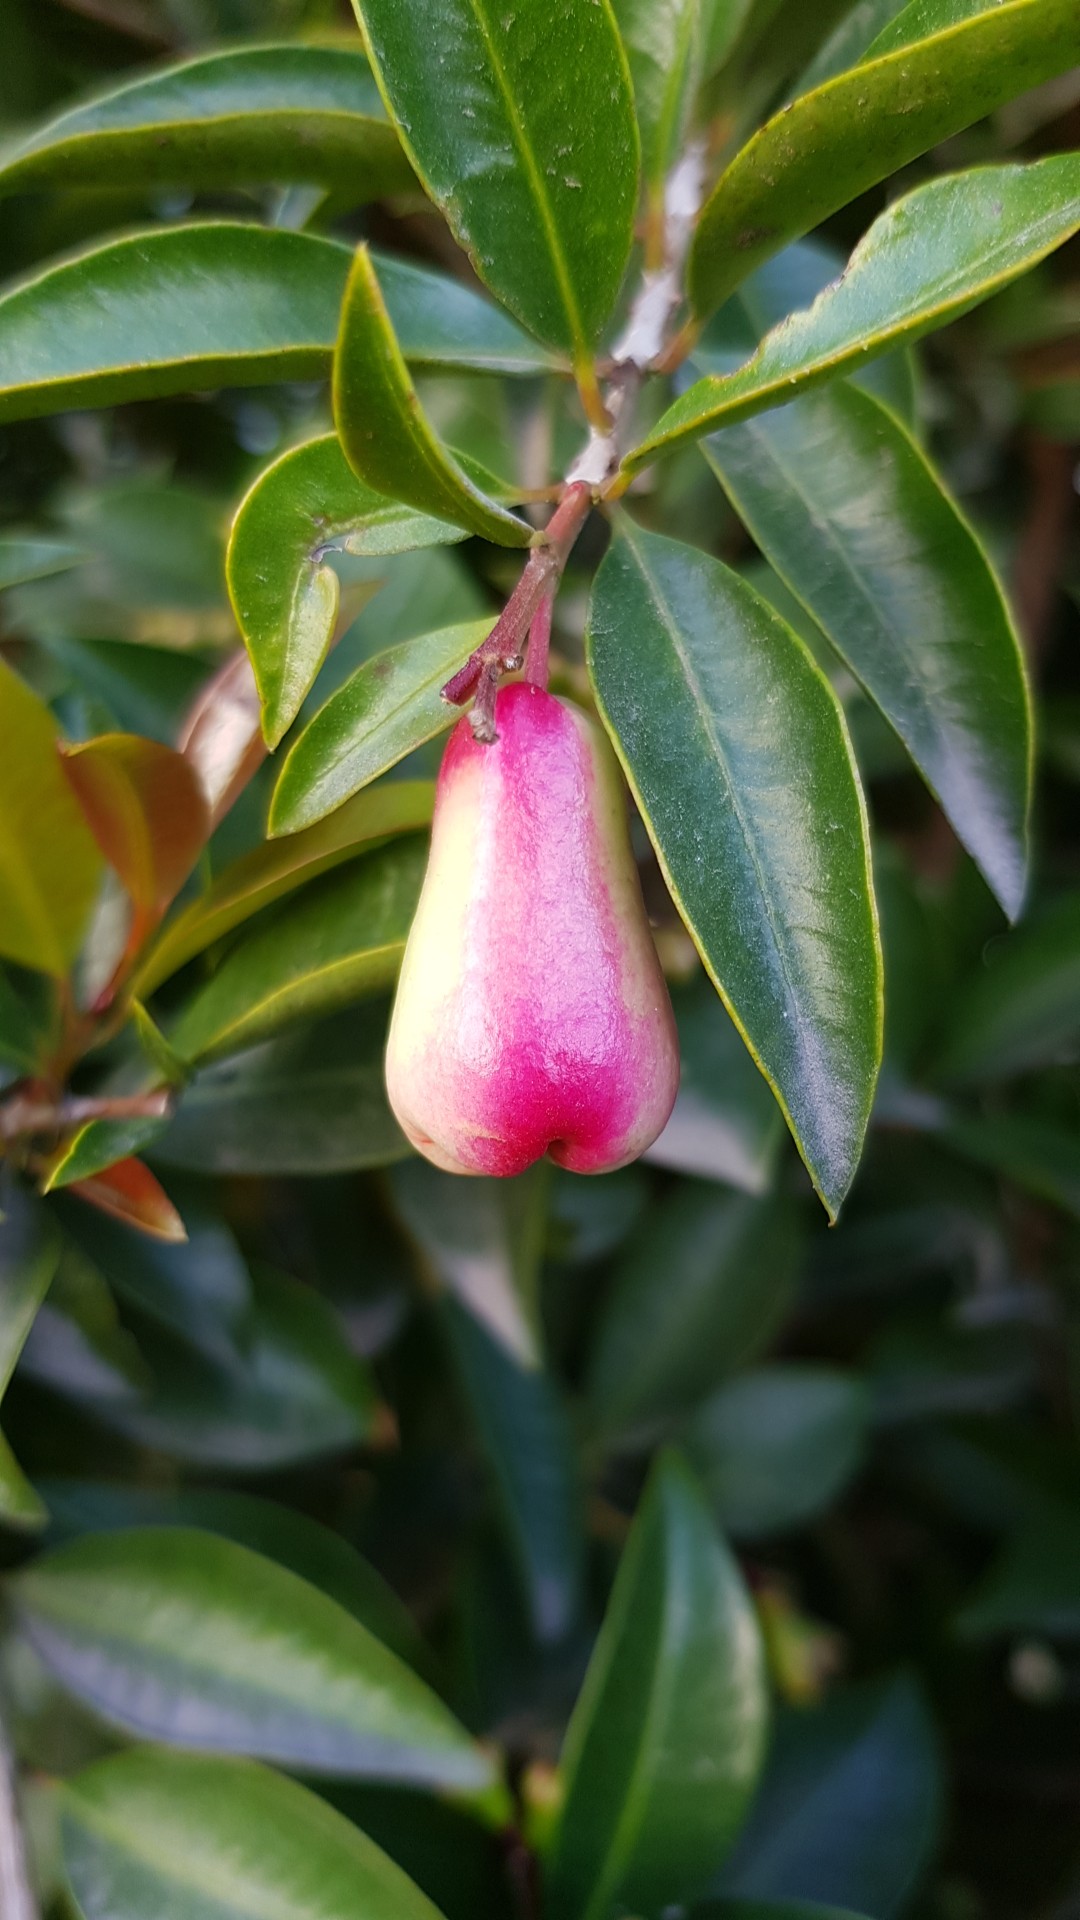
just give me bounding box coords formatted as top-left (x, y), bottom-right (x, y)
top-left (524, 592), bottom-right (554, 688)
top-left (0, 1089), bottom-right (172, 1146)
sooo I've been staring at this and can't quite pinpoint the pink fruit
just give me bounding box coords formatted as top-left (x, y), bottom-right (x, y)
top-left (386, 681), bottom-right (679, 1177)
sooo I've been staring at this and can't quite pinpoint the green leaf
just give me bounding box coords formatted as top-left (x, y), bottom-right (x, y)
top-left (587, 1185), bottom-right (800, 1444)
top-left (136, 779), bottom-right (434, 997)
top-left (631, 157), bottom-right (1080, 468)
top-left (227, 434), bottom-right (467, 749)
top-left (687, 0), bottom-right (1080, 320)
top-left (155, 1002), bottom-right (406, 1175)
top-left (648, 974), bottom-right (785, 1192)
top-left (715, 1676), bottom-right (942, 1918)
top-left (700, 1905), bottom-right (878, 1920)
top-left (17, 1527), bottom-right (494, 1789)
top-left (0, 965), bottom-right (58, 1077)
top-left (549, 1451), bottom-right (768, 1920)
top-left (867, 0), bottom-right (1012, 59)
top-left (166, 838), bottom-right (426, 1063)
top-left (587, 523), bottom-right (882, 1219)
top-left (0, 44), bottom-right (416, 200)
top-left (270, 621), bottom-right (492, 835)
top-left (0, 1180), bottom-right (60, 1530)
top-left (683, 1365), bottom-right (869, 1536)
top-left (56, 1194), bottom-right (251, 1363)
top-left (61, 1749), bottom-right (451, 1920)
top-left (0, 535), bottom-right (85, 591)
top-left (956, 1501), bottom-right (1080, 1641)
top-left (353, 0), bottom-right (639, 365)
top-left (443, 1297), bottom-right (585, 1646)
top-left (390, 1158), bottom-right (546, 1366)
top-left (44, 1116), bottom-right (173, 1193)
top-left (791, 0), bottom-right (908, 93)
top-left (701, 380), bottom-right (1032, 919)
top-left (333, 248), bottom-right (531, 548)
top-left (944, 1113), bottom-right (1080, 1220)
top-left (0, 659), bottom-right (103, 975)
top-left (0, 226), bottom-right (556, 424)
top-left (933, 892), bottom-right (1080, 1085)
top-left (613, 0), bottom-right (703, 199)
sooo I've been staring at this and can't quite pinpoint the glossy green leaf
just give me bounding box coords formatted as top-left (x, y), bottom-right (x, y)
top-left (0, 226), bottom-right (556, 424)
top-left (632, 158), bottom-right (1080, 468)
top-left (156, 1001), bottom-right (406, 1175)
top-left (868, 0), bottom-right (1011, 59)
top-left (391, 1158), bottom-right (546, 1366)
top-left (353, 0), bottom-right (639, 363)
top-left (702, 381), bottom-right (1031, 919)
top-left (270, 620), bottom-right (492, 835)
top-left (587, 524), bottom-right (882, 1219)
top-left (17, 1527), bottom-right (493, 1788)
top-left (549, 1451), bottom-right (768, 1919)
top-left (587, 1185), bottom-right (800, 1443)
top-left (648, 974), bottom-right (785, 1191)
top-left (0, 536), bottom-right (84, 591)
top-left (683, 1365), bottom-right (869, 1536)
top-left (933, 892), bottom-right (1080, 1085)
top-left (0, 1180), bottom-right (60, 1530)
top-left (0, 659), bottom-right (103, 976)
top-left (956, 1501), bottom-right (1080, 1641)
top-left (167, 838), bottom-right (425, 1063)
top-left (613, 0), bottom-right (703, 198)
top-left (688, 0), bottom-right (1080, 320)
top-left (61, 1749), bottom-right (449, 1920)
top-left (227, 434), bottom-right (466, 749)
top-left (136, 779), bottom-right (433, 997)
top-left (333, 248), bottom-right (530, 547)
top-left (716, 1676), bottom-right (942, 1918)
top-left (44, 1115), bottom-right (173, 1193)
top-left (0, 45), bottom-right (415, 200)
top-left (443, 1297), bottom-right (585, 1646)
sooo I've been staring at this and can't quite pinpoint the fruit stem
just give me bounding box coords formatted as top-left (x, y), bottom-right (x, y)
top-left (524, 591), bottom-right (554, 688)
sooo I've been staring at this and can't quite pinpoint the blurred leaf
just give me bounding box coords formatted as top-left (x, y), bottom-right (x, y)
top-left (547, 1165), bottom-right (649, 1266)
top-left (42, 638), bottom-right (210, 746)
top-left (17, 1241), bottom-right (147, 1404)
top-left (715, 1675), bottom-right (943, 1918)
top-left (18, 1527), bottom-right (494, 1788)
top-left (0, 44), bottom-right (416, 198)
top-left (270, 621), bottom-right (491, 835)
top-left (613, 0), bottom-right (703, 199)
top-left (0, 1179), bottom-right (60, 1529)
top-left (0, 535), bottom-right (84, 591)
top-left (588, 522), bottom-right (881, 1219)
top-left (0, 964), bottom-right (58, 1076)
top-left (155, 1001), bottom-right (406, 1174)
top-left (333, 248), bottom-right (530, 548)
top-left (137, 779), bottom-right (434, 996)
top-left (354, 0), bottom-right (639, 362)
top-left (443, 1296), bottom-right (584, 1646)
top-left (683, 1365), bottom-right (869, 1536)
top-left (67, 1159), bottom-right (187, 1245)
top-left (317, 1784), bottom-right (508, 1920)
top-left (0, 659), bottom-right (103, 976)
top-left (549, 1451), bottom-right (768, 1919)
top-left (45, 1112), bottom-right (174, 1194)
top-left (869, 1311), bottom-right (1036, 1424)
top-left (227, 433), bottom-right (466, 749)
top-left (61, 1749), bottom-right (452, 1920)
top-left (944, 1112), bottom-right (1080, 1221)
top-left (587, 1184), bottom-right (800, 1443)
top-left (868, 0), bottom-right (1020, 58)
top-left (177, 650), bottom-right (266, 832)
top-left (60, 733), bottom-right (210, 921)
top-left (956, 1502), bottom-right (1080, 1641)
top-left (633, 158), bottom-right (1080, 468)
top-left (0, 227), bottom-right (556, 423)
top-left (167, 838), bottom-right (425, 1063)
top-left (702, 381), bottom-right (1031, 920)
top-left (688, 0), bottom-right (1080, 319)
top-left (792, 0), bottom-right (909, 92)
top-left (933, 892), bottom-right (1080, 1085)
top-left (699, 1905), bottom-right (878, 1920)
top-left (390, 1158), bottom-right (547, 1366)
top-left (648, 974), bottom-right (785, 1192)
top-left (56, 1192), bottom-right (250, 1363)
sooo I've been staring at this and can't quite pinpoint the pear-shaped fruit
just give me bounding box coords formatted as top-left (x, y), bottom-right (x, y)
top-left (386, 681), bottom-right (679, 1176)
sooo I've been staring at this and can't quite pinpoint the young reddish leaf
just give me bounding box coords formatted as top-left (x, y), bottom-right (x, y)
top-left (0, 660), bottom-right (103, 977)
top-left (60, 733), bottom-right (211, 924)
top-left (177, 650), bottom-right (265, 829)
top-left (69, 1158), bottom-right (187, 1244)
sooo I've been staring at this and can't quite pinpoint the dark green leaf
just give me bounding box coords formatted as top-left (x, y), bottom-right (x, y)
top-left (648, 974), bottom-right (785, 1191)
top-left (688, 0), bottom-right (1080, 320)
top-left (587, 523), bottom-right (881, 1218)
top-left (155, 1002), bottom-right (406, 1175)
top-left (631, 158), bottom-right (1080, 467)
top-left (18, 1528), bottom-right (493, 1788)
top-left (701, 380), bottom-right (1031, 918)
top-left (956, 1502), bottom-right (1080, 1641)
top-left (227, 434), bottom-right (466, 748)
top-left (270, 621), bottom-right (492, 835)
top-left (44, 1115), bottom-right (173, 1193)
top-left (715, 1676), bottom-right (942, 1918)
top-left (0, 659), bottom-right (103, 975)
top-left (933, 892), bottom-right (1080, 1084)
top-left (353, 0), bottom-right (639, 363)
top-left (549, 1451), bottom-right (768, 1918)
top-left (0, 1179), bottom-right (60, 1529)
top-left (613, 0), bottom-right (703, 199)
top-left (57, 1193), bottom-right (250, 1364)
top-left (683, 1365), bottom-right (869, 1536)
top-left (137, 779), bottom-right (433, 997)
top-left (61, 1749), bottom-right (451, 1920)
top-left (587, 1185), bottom-right (800, 1443)
top-left (0, 45), bottom-right (415, 199)
top-left (944, 1113), bottom-right (1080, 1220)
top-left (792, 0), bottom-right (908, 93)
top-left (167, 838), bottom-right (426, 1063)
top-left (0, 227), bottom-right (556, 423)
top-left (0, 536), bottom-right (85, 591)
top-left (390, 1158), bottom-right (546, 1365)
top-left (0, 965), bottom-right (58, 1077)
top-left (333, 248), bottom-right (531, 547)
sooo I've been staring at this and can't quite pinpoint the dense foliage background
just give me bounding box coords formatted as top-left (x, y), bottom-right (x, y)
top-left (0, 2), bottom-right (1079, 1918)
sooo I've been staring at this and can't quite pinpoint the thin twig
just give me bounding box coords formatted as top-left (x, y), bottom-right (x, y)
top-left (0, 1089), bottom-right (172, 1145)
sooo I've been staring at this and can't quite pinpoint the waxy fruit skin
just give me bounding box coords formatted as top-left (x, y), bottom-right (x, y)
top-left (386, 682), bottom-right (680, 1176)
